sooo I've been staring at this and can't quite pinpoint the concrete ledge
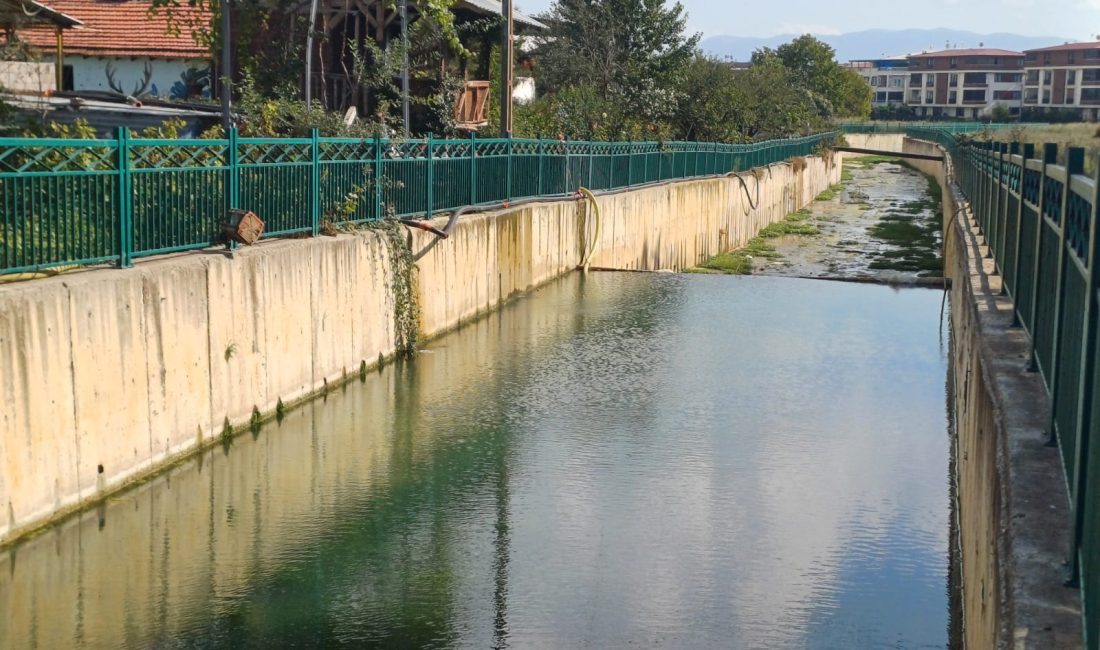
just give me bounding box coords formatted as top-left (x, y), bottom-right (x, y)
top-left (905, 137), bottom-right (1082, 649)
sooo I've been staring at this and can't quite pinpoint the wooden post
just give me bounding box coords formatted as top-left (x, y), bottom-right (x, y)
top-left (54, 27), bottom-right (64, 91)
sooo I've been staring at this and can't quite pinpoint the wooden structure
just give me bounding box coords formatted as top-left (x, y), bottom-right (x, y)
top-left (307, 0), bottom-right (543, 121)
top-left (0, 0), bottom-right (82, 90)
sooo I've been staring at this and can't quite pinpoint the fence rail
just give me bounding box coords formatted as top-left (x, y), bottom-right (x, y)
top-left (0, 130), bottom-right (837, 275)
top-left (919, 127), bottom-right (1099, 649)
top-left (837, 121), bottom-right (1022, 135)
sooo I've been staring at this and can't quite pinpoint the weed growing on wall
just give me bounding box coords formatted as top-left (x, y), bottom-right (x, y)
top-left (370, 220), bottom-right (421, 355)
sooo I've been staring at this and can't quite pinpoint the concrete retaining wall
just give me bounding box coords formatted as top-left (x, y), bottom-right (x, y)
top-left (904, 137), bottom-right (1082, 649)
top-left (0, 154), bottom-right (840, 546)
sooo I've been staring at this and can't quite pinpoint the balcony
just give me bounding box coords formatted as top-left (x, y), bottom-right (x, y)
top-left (963, 82), bottom-right (989, 88)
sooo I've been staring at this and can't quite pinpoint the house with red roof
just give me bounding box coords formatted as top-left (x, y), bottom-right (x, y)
top-left (16, 0), bottom-right (213, 99)
top-left (1023, 41), bottom-right (1100, 120)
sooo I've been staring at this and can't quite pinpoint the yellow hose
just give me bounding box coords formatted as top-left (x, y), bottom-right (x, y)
top-left (579, 187), bottom-right (602, 273)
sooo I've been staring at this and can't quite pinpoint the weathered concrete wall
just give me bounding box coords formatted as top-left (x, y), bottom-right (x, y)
top-left (845, 133), bottom-right (906, 152)
top-left (904, 137), bottom-right (1082, 649)
top-left (0, 154), bottom-right (840, 546)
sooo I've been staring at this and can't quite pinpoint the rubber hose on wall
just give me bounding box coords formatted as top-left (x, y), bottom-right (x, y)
top-left (578, 188), bottom-right (602, 273)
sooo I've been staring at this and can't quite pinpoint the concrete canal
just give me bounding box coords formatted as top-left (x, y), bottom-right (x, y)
top-left (0, 271), bottom-right (951, 648)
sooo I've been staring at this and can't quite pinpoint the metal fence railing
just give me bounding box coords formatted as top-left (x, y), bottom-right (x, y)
top-left (0, 130), bottom-right (838, 275)
top-left (918, 128), bottom-right (1098, 649)
top-left (837, 121), bottom-right (1022, 135)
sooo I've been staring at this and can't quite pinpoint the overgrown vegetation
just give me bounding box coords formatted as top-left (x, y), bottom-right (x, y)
top-left (866, 172), bottom-right (943, 276)
top-left (693, 208), bottom-right (819, 274)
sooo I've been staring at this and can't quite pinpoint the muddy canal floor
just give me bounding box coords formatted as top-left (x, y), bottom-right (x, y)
top-left (697, 158), bottom-right (944, 283)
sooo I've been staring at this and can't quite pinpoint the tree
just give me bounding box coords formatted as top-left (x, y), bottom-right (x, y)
top-left (752, 34), bottom-right (871, 120)
top-left (671, 54), bottom-right (823, 142)
top-left (533, 0), bottom-right (700, 136)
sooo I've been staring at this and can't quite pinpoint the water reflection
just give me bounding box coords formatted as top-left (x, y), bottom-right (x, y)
top-left (0, 274), bottom-right (949, 649)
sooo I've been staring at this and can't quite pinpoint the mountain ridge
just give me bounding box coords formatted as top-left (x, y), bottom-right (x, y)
top-left (702, 29), bottom-right (1075, 62)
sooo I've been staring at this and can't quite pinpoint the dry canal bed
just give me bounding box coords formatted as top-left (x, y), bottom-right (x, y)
top-left (693, 156), bottom-right (944, 284)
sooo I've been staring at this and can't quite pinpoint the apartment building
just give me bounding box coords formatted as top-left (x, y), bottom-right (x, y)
top-left (847, 57), bottom-right (909, 106)
top-left (1023, 42), bottom-right (1100, 120)
top-left (905, 48), bottom-right (1025, 118)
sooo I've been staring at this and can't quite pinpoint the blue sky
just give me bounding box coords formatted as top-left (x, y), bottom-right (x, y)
top-left (515, 0), bottom-right (1098, 40)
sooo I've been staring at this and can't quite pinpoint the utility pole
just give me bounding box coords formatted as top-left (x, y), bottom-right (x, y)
top-left (500, 0), bottom-right (513, 137)
top-left (220, 0), bottom-right (232, 131)
top-left (400, 0), bottom-right (410, 135)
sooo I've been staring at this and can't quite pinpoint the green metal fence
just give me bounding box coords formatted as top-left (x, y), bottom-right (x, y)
top-left (921, 127), bottom-right (1099, 648)
top-left (838, 121), bottom-right (1022, 135)
top-left (0, 130), bottom-right (837, 275)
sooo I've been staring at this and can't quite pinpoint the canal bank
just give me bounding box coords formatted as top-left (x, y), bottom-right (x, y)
top-left (0, 153), bottom-right (840, 547)
top-left (904, 136), bottom-right (1083, 648)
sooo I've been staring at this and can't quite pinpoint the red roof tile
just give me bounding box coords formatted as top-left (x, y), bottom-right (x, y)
top-left (911, 48), bottom-right (1023, 58)
top-left (1024, 41), bottom-right (1100, 53)
top-left (19, 0), bottom-right (211, 59)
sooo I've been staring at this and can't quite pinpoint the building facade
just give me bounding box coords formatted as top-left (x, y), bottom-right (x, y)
top-left (904, 49), bottom-right (1024, 118)
top-left (17, 0), bottom-right (212, 99)
top-left (847, 57), bottom-right (909, 107)
top-left (1023, 42), bottom-right (1100, 121)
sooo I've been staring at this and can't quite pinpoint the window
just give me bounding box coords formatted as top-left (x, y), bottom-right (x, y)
top-left (891, 77), bottom-right (904, 88)
top-left (62, 65), bottom-right (73, 92)
top-left (926, 74), bottom-right (935, 86)
top-left (888, 91), bottom-right (904, 102)
top-left (926, 58), bottom-right (933, 68)
top-left (993, 90), bottom-right (1021, 100)
top-left (1042, 89), bottom-right (1051, 103)
top-left (994, 73), bottom-right (1022, 83)
top-left (949, 73), bottom-right (958, 86)
top-left (948, 91), bottom-right (958, 104)
top-left (1025, 88), bottom-right (1039, 103)
top-left (950, 57), bottom-right (957, 68)
top-left (1043, 70), bottom-right (1053, 84)
top-left (910, 72), bottom-right (923, 86)
top-left (1068, 70), bottom-right (1077, 85)
top-left (910, 89), bottom-right (922, 102)
top-left (1044, 53), bottom-right (1052, 64)
top-left (963, 89), bottom-right (986, 103)
top-left (1082, 87), bottom-right (1100, 104)
top-left (925, 90), bottom-right (934, 103)
top-left (1083, 68), bottom-right (1100, 84)
top-left (1026, 52), bottom-right (1038, 62)
top-left (992, 57), bottom-right (1000, 64)
top-left (1069, 52), bottom-right (1076, 64)
top-left (1026, 70), bottom-right (1040, 84)
top-left (964, 72), bottom-right (987, 85)
top-left (1086, 49), bottom-right (1100, 60)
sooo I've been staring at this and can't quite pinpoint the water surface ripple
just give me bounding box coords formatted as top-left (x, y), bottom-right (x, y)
top-left (0, 273), bottom-right (949, 649)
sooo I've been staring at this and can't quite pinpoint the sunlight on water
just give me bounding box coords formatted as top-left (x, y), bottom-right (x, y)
top-left (0, 273), bottom-right (949, 649)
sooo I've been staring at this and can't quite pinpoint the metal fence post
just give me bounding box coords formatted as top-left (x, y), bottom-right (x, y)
top-left (1008, 142), bottom-right (1026, 312)
top-left (228, 127), bottom-right (240, 211)
top-left (506, 134), bottom-right (513, 202)
top-left (1028, 144), bottom-right (1058, 371)
top-left (536, 137), bottom-right (544, 196)
top-left (310, 128), bottom-right (320, 236)
top-left (374, 133), bottom-right (383, 220)
top-left (1047, 146), bottom-right (1082, 445)
top-left (588, 139), bottom-right (594, 189)
top-left (1069, 152), bottom-right (1100, 586)
top-left (117, 127), bottom-right (133, 268)
top-left (470, 132), bottom-right (479, 205)
top-left (426, 132), bottom-right (434, 218)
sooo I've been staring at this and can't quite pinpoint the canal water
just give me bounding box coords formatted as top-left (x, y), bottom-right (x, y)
top-left (0, 273), bottom-right (950, 649)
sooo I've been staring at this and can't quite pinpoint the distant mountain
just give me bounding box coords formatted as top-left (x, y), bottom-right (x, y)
top-left (701, 29), bottom-right (1074, 62)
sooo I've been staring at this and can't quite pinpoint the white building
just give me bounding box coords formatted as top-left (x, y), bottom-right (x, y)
top-left (18, 0), bottom-right (211, 100)
top-left (846, 56), bottom-right (909, 107)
